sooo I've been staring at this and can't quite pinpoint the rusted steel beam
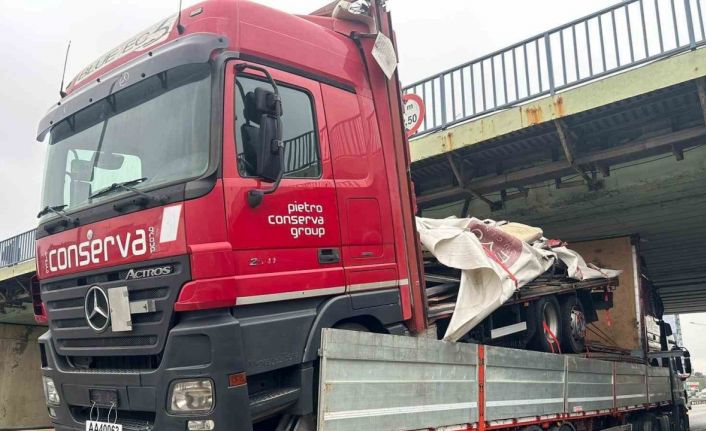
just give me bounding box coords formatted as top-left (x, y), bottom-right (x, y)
top-left (416, 126), bottom-right (706, 207)
top-left (445, 153), bottom-right (500, 210)
top-left (554, 120), bottom-right (599, 190)
top-left (697, 79), bottom-right (706, 126)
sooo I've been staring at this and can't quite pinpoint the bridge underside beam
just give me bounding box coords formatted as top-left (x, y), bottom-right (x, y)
top-left (0, 259), bottom-right (36, 325)
top-left (416, 126), bottom-right (705, 208)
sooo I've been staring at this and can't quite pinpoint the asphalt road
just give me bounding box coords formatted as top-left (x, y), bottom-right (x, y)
top-left (691, 403), bottom-right (706, 431)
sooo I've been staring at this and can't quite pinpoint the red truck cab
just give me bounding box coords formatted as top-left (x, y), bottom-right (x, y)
top-left (34, 1), bottom-right (423, 429)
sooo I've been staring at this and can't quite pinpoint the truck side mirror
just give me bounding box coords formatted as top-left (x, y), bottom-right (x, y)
top-left (235, 64), bottom-right (284, 208)
top-left (245, 88), bottom-right (283, 181)
top-left (683, 349), bottom-right (692, 375)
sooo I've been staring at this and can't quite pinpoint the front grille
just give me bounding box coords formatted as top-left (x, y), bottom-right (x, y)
top-left (70, 406), bottom-right (155, 431)
top-left (60, 335), bottom-right (158, 348)
top-left (69, 355), bottom-right (161, 371)
top-left (49, 297), bottom-right (84, 309)
top-left (41, 255), bottom-right (190, 359)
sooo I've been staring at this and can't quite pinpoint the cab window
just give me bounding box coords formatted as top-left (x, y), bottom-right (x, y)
top-left (234, 75), bottom-right (321, 178)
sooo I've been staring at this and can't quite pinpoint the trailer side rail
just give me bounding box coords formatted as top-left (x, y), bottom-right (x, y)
top-left (318, 329), bottom-right (678, 431)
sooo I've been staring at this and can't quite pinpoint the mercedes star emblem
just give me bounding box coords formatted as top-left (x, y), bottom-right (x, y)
top-left (85, 286), bottom-right (110, 332)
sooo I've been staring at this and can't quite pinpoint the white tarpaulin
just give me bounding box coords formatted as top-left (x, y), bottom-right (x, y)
top-left (416, 217), bottom-right (621, 341)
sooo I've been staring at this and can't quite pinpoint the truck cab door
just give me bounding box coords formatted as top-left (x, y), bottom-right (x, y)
top-left (222, 61), bottom-right (344, 305)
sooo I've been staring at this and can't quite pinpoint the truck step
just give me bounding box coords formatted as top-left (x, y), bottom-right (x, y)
top-left (250, 387), bottom-right (301, 420)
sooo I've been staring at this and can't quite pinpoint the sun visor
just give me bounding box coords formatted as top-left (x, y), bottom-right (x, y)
top-left (36, 33), bottom-right (228, 141)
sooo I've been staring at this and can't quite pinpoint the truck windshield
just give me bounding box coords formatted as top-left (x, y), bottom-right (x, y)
top-left (40, 63), bottom-right (211, 215)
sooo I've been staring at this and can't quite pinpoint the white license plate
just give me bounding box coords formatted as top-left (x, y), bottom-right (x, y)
top-left (85, 420), bottom-right (123, 431)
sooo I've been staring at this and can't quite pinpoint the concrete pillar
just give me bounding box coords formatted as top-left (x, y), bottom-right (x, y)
top-left (0, 323), bottom-right (50, 429)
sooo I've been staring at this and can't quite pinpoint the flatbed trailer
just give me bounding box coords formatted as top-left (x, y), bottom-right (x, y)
top-left (316, 329), bottom-right (686, 431)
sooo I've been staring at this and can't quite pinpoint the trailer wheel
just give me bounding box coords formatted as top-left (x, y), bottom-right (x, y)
top-left (559, 295), bottom-right (586, 353)
top-left (548, 423), bottom-right (573, 431)
top-left (632, 413), bottom-right (660, 431)
top-left (679, 406), bottom-right (690, 431)
top-left (532, 296), bottom-right (561, 353)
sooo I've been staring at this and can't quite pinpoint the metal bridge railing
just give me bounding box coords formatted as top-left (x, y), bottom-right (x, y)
top-left (0, 229), bottom-right (36, 268)
top-left (403, 0), bottom-right (706, 137)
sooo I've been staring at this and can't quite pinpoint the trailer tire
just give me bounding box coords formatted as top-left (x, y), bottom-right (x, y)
top-left (559, 295), bottom-right (586, 353)
top-left (532, 296), bottom-right (562, 353)
top-left (679, 406), bottom-right (690, 431)
top-left (548, 422), bottom-right (575, 431)
top-left (633, 413), bottom-right (660, 431)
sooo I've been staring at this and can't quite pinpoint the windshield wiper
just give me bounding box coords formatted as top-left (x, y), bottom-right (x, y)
top-left (89, 177), bottom-right (149, 200)
top-left (37, 204), bottom-right (78, 229)
top-left (89, 178), bottom-right (165, 210)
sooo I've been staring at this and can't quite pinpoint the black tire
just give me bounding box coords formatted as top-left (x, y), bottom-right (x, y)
top-left (631, 413), bottom-right (659, 431)
top-left (559, 295), bottom-right (587, 353)
top-left (679, 406), bottom-right (690, 431)
top-left (532, 296), bottom-right (562, 353)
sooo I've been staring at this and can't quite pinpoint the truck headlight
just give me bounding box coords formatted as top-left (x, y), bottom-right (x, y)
top-left (169, 379), bottom-right (214, 413)
top-left (42, 376), bottom-right (60, 406)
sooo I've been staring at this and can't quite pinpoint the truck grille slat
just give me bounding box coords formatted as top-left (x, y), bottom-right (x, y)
top-left (60, 335), bottom-right (158, 348)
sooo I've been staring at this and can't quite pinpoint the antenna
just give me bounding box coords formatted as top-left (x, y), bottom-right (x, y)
top-left (176, 0), bottom-right (185, 35)
top-left (59, 41), bottom-right (71, 98)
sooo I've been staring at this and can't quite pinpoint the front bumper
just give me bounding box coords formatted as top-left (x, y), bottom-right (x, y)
top-left (40, 309), bottom-right (253, 431)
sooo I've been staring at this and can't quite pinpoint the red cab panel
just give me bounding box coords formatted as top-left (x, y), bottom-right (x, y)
top-left (35, 204), bottom-right (187, 279)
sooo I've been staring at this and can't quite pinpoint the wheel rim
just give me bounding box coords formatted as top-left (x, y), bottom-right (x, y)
top-left (542, 302), bottom-right (560, 343)
top-left (569, 305), bottom-right (586, 341)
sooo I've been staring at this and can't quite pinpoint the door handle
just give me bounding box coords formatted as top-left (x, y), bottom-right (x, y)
top-left (318, 248), bottom-right (340, 264)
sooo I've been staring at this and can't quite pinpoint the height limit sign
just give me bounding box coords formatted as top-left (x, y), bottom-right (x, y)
top-left (402, 93), bottom-right (425, 137)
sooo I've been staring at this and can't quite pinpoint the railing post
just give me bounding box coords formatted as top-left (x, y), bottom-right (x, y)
top-left (544, 32), bottom-right (556, 95)
top-left (684, 0), bottom-right (697, 49)
top-left (439, 73), bottom-right (447, 127)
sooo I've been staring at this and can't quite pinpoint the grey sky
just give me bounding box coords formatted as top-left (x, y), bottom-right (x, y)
top-left (0, 0), bottom-right (704, 368)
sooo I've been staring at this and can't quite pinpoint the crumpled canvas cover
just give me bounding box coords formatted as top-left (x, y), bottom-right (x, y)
top-left (416, 217), bottom-right (621, 341)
